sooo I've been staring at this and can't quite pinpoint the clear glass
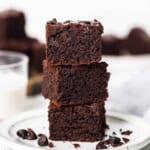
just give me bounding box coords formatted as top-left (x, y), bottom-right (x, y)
top-left (0, 51), bottom-right (29, 119)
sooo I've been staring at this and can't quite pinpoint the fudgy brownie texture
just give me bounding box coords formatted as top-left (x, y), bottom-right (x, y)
top-left (0, 9), bottom-right (26, 40)
top-left (42, 60), bottom-right (110, 106)
top-left (49, 102), bottom-right (106, 141)
top-left (46, 18), bottom-right (103, 65)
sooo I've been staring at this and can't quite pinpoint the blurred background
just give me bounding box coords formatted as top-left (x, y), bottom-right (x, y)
top-left (1, 0), bottom-right (150, 41)
top-left (0, 0), bottom-right (150, 120)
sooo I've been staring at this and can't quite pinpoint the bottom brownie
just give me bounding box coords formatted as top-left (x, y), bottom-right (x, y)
top-left (48, 102), bottom-right (106, 142)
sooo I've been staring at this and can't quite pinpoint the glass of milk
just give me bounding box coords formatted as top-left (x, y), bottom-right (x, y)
top-left (0, 51), bottom-right (28, 119)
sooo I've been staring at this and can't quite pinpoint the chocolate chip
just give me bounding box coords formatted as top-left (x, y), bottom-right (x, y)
top-left (73, 143), bottom-right (80, 148)
top-left (122, 137), bottom-right (130, 143)
top-left (96, 141), bottom-right (108, 149)
top-left (26, 128), bottom-right (37, 140)
top-left (64, 20), bottom-right (71, 24)
top-left (112, 132), bottom-right (116, 135)
top-left (94, 19), bottom-right (98, 22)
top-left (38, 134), bottom-right (48, 146)
top-left (49, 18), bottom-right (57, 24)
top-left (48, 142), bottom-right (54, 148)
top-left (121, 130), bottom-right (133, 135)
top-left (79, 21), bottom-right (91, 25)
top-left (17, 129), bottom-right (28, 139)
top-left (109, 136), bottom-right (123, 147)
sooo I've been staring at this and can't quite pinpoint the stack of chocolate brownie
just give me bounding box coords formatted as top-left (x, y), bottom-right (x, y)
top-left (42, 19), bottom-right (110, 141)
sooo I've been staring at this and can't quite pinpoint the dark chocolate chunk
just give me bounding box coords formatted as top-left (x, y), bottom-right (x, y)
top-left (121, 130), bottom-right (133, 136)
top-left (109, 136), bottom-right (123, 147)
top-left (73, 143), bottom-right (80, 148)
top-left (96, 141), bottom-right (108, 149)
top-left (48, 142), bottom-right (54, 148)
top-left (17, 129), bottom-right (28, 139)
top-left (26, 128), bottom-right (37, 140)
top-left (17, 128), bottom-right (37, 140)
top-left (122, 137), bottom-right (130, 143)
top-left (38, 134), bottom-right (48, 146)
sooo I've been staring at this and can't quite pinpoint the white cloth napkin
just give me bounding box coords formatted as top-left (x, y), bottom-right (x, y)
top-left (106, 69), bottom-right (150, 116)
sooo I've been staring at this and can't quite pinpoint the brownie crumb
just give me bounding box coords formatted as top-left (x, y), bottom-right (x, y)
top-left (105, 124), bottom-right (110, 129)
top-left (96, 141), bottom-right (108, 149)
top-left (104, 134), bottom-right (108, 137)
top-left (17, 129), bottom-right (28, 139)
top-left (121, 130), bottom-right (133, 136)
top-left (48, 142), bottom-right (54, 148)
top-left (26, 128), bottom-right (37, 140)
top-left (122, 137), bottom-right (130, 143)
top-left (73, 143), bottom-right (80, 148)
top-left (38, 134), bottom-right (48, 146)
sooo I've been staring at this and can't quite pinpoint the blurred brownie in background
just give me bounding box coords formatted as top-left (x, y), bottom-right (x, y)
top-left (31, 42), bottom-right (45, 73)
top-left (0, 37), bottom-right (45, 74)
top-left (0, 9), bottom-right (45, 95)
top-left (0, 9), bottom-right (27, 40)
top-left (46, 19), bottom-right (103, 65)
top-left (102, 35), bottom-right (121, 55)
top-left (125, 27), bottom-right (150, 54)
top-left (0, 38), bottom-right (36, 57)
top-left (0, 9), bottom-right (45, 74)
top-left (102, 27), bottom-right (150, 55)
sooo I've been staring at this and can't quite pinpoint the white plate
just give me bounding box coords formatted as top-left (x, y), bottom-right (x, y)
top-left (144, 107), bottom-right (150, 124)
top-left (0, 109), bottom-right (150, 150)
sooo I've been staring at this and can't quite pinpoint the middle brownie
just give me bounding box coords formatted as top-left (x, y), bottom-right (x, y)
top-left (42, 60), bottom-right (110, 106)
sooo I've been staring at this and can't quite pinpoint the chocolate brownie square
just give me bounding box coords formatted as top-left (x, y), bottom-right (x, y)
top-left (49, 102), bottom-right (106, 141)
top-left (0, 9), bottom-right (26, 40)
top-left (46, 19), bottom-right (103, 65)
top-left (42, 60), bottom-right (110, 106)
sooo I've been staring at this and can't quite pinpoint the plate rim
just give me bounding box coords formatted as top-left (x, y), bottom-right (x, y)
top-left (0, 109), bottom-right (150, 150)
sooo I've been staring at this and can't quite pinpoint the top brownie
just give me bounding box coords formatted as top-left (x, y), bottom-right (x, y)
top-left (46, 19), bottom-right (103, 65)
top-left (0, 9), bottom-right (26, 41)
